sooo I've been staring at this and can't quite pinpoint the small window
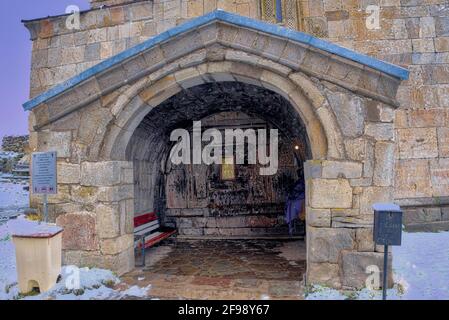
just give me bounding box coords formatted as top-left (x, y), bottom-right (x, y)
top-left (261, 0), bottom-right (300, 30)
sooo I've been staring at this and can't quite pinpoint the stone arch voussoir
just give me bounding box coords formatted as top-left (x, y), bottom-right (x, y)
top-left (99, 51), bottom-right (346, 162)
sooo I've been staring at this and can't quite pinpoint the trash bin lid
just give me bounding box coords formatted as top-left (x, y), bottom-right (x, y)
top-left (10, 218), bottom-right (63, 239)
top-left (372, 203), bottom-right (401, 212)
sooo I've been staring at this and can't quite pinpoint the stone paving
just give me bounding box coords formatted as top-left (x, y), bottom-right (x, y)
top-left (120, 240), bottom-right (306, 300)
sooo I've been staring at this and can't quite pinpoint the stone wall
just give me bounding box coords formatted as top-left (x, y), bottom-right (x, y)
top-left (296, 0), bottom-right (449, 224)
top-left (24, 0), bottom-right (260, 98)
top-left (24, 2), bottom-right (449, 220)
top-left (22, 1), bottom-right (428, 285)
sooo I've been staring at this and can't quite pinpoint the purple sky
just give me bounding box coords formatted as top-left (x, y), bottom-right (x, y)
top-left (0, 0), bottom-right (90, 141)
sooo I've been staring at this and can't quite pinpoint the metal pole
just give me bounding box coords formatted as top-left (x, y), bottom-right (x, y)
top-left (382, 244), bottom-right (388, 300)
top-left (43, 194), bottom-right (48, 223)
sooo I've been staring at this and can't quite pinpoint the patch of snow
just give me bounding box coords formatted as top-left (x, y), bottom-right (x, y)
top-left (0, 218), bottom-right (152, 300)
top-left (306, 286), bottom-right (347, 300)
top-left (121, 285), bottom-right (152, 298)
top-left (0, 151), bottom-right (20, 161)
top-left (307, 230), bottom-right (449, 300)
top-left (0, 179), bottom-right (29, 224)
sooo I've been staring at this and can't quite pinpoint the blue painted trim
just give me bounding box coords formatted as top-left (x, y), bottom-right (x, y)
top-left (23, 9), bottom-right (409, 111)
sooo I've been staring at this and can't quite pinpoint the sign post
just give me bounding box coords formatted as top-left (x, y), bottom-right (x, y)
top-left (372, 203), bottom-right (403, 300)
top-left (31, 152), bottom-right (57, 223)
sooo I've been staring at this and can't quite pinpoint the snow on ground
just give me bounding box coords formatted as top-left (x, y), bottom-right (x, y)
top-left (0, 177), bottom-right (29, 223)
top-left (0, 151), bottom-right (19, 161)
top-left (0, 217), bottom-right (151, 300)
top-left (307, 230), bottom-right (449, 300)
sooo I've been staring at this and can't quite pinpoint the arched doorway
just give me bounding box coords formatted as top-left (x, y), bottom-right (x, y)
top-left (127, 82), bottom-right (311, 239)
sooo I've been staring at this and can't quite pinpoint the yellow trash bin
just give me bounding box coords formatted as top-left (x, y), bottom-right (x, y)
top-left (10, 219), bottom-right (63, 294)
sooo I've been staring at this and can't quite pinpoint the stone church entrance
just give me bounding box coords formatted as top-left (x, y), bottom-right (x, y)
top-left (24, 10), bottom-right (408, 290)
top-left (133, 82), bottom-right (309, 239)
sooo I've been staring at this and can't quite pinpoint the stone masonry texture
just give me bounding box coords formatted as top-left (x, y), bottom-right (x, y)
top-left (23, 0), bottom-right (449, 288)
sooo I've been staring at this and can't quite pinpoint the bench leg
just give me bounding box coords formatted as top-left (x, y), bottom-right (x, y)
top-left (141, 236), bottom-right (146, 267)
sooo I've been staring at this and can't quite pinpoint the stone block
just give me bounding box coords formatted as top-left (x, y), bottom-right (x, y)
top-left (306, 208), bottom-right (331, 227)
top-left (289, 72), bottom-right (325, 108)
top-left (442, 207), bottom-right (449, 221)
top-left (56, 212), bottom-right (99, 251)
top-left (435, 16), bottom-right (449, 37)
top-left (120, 199), bottom-right (135, 235)
top-left (403, 207), bottom-right (441, 225)
top-left (142, 47), bottom-right (166, 69)
top-left (364, 123), bottom-right (394, 141)
top-left (307, 263), bottom-right (341, 288)
top-left (355, 228), bottom-right (375, 252)
top-left (397, 127), bottom-right (438, 159)
top-left (322, 161), bottom-right (363, 179)
top-left (437, 127), bottom-right (449, 157)
top-left (96, 65), bottom-right (126, 92)
top-left (258, 34), bottom-right (288, 61)
top-left (100, 234), bottom-right (134, 255)
top-left (37, 131), bottom-right (72, 158)
top-left (279, 42), bottom-right (308, 70)
top-left (395, 159), bottom-right (432, 199)
top-left (81, 161), bottom-right (127, 186)
top-left (98, 185), bottom-right (134, 202)
top-left (341, 251), bottom-right (393, 289)
top-left (232, 28), bottom-right (259, 53)
top-left (429, 158), bottom-right (449, 197)
top-left (407, 108), bottom-right (447, 127)
top-left (57, 163), bottom-right (80, 184)
top-left (96, 204), bottom-right (121, 239)
top-left (129, 2), bottom-right (153, 21)
top-left (360, 187), bottom-right (393, 215)
top-left (373, 142), bottom-right (395, 187)
top-left (161, 30), bottom-right (204, 61)
top-left (309, 179), bottom-right (353, 209)
top-left (304, 160), bottom-right (322, 179)
top-left (332, 215), bottom-right (373, 228)
top-left (327, 92), bottom-right (366, 138)
top-left (308, 227), bottom-right (355, 263)
top-left (63, 246), bottom-right (134, 276)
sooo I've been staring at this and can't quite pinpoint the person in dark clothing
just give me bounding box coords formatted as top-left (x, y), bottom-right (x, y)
top-left (285, 166), bottom-right (306, 235)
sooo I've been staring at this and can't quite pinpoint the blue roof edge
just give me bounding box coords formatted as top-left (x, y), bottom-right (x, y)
top-left (23, 9), bottom-right (409, 111)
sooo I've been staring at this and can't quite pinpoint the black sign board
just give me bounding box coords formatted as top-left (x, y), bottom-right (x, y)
top-left (373, 203), bottom-right (403, 246)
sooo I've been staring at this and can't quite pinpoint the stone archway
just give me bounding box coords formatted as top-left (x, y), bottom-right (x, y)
top-left (25, 12), bottom-right (407, 288)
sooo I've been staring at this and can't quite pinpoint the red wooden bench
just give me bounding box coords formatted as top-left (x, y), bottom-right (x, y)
top-left (134, 212), bottom-right (177, 267)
